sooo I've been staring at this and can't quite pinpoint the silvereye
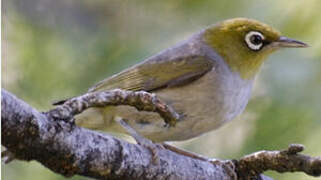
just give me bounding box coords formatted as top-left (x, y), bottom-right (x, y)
top-left (68, 18), bottom-right (308, 142)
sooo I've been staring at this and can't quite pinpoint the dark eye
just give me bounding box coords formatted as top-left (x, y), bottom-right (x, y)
top-left (245, 31), bottom-right (265, 51)
top-left (250, 34), bottom-right (263, 45)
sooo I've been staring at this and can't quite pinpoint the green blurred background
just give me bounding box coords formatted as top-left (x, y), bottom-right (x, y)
top-left (2, 0), bottom-right (321, 179)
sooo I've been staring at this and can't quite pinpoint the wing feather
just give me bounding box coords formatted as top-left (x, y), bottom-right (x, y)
top-left (89, 54), bottom-right (214, 92)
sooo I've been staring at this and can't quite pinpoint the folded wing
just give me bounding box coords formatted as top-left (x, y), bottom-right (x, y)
top-left (89, 53), bottom-right (214, 92)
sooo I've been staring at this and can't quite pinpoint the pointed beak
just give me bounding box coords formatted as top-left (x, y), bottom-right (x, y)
top-left (271, 36), bottom-right (309, 48)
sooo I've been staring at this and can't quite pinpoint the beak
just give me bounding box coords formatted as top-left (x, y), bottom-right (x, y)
top-left (271, 36), bottom-right (309, 48)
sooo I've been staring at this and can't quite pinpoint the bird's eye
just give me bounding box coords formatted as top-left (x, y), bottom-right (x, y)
top-left (245, 31), bottom-right (265, 51)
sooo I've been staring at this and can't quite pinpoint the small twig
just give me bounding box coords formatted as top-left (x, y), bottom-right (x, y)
top-left (235, 144), bottom-right (321, 179)
top-left (48, 89), bottom-right (179, 126)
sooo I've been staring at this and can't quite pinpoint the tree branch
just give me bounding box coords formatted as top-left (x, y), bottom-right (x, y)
top-left (1, 89), bottom-right (231, 179)
top-left (2, 89), bottom-right (321, 179)
top-left (235, 144), bottom-right (321, 179)
top-left (49, 89), bottom-right (179, 126)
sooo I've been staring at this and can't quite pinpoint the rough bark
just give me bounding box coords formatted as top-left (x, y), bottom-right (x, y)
top-left (2, 89), bottom-right (321, 180)
top-left (235, 144), bottom-right (321, 179)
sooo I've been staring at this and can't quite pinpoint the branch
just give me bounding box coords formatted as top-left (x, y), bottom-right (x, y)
top-left (234, 144), bottom-right (321, 179)
top-left (1, 89), bottom-right (231, 180)
top-left (49, 89), bottom-right (179, 126)
top-left (2, 89), bottom-right (320, 180)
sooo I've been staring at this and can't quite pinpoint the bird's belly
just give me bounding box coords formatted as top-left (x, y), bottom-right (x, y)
top-left (76, 70), bottom-right (253, 142)
top-left (143, 70), bottom-right (252, 141)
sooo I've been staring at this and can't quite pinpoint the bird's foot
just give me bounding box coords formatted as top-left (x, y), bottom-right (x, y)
top-left (136, 91), bottom-right (180, 127)
top-left (140, 142), bottom-right (164, 165)
top-left (116, 117), bottom-right (163, 164)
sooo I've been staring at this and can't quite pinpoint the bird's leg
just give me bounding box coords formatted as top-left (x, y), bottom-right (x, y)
top-left (115, 117), bottom-right (163, 164)
top-left (162, 143), bottom-right (237, 179)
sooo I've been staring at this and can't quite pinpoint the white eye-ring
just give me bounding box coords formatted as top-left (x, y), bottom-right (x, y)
top-left (245, 31), bottom-right (265, 51)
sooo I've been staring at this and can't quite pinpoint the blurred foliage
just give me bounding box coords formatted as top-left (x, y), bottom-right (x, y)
top-left (2, 0), bottom-right (321, 179)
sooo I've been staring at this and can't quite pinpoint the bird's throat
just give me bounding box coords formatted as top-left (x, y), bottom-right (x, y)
top-left (223, 53), bottom-right (267, 80)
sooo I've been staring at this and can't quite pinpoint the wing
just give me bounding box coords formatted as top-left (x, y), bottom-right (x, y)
top-left (89, 52), bottom-right (214, 93)
top-left (52, 39), bottom-right (215, 106)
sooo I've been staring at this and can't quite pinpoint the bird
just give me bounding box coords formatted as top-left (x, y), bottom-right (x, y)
top-left (59, 18), bottom-right (308, 144)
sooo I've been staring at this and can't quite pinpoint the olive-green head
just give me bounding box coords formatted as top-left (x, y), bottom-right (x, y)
top-left (203, 18), bottom-right (308, 79)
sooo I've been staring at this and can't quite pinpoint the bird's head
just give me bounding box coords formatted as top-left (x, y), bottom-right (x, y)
top-left (203, 18), bottom-right (308, 79)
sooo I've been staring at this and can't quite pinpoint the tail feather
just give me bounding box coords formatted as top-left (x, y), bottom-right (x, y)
top-left (52, 98), bottom-right (71, 106)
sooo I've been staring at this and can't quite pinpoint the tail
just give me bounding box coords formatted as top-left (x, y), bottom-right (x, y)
top-left (52, 97), bottom-right (72, 106)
